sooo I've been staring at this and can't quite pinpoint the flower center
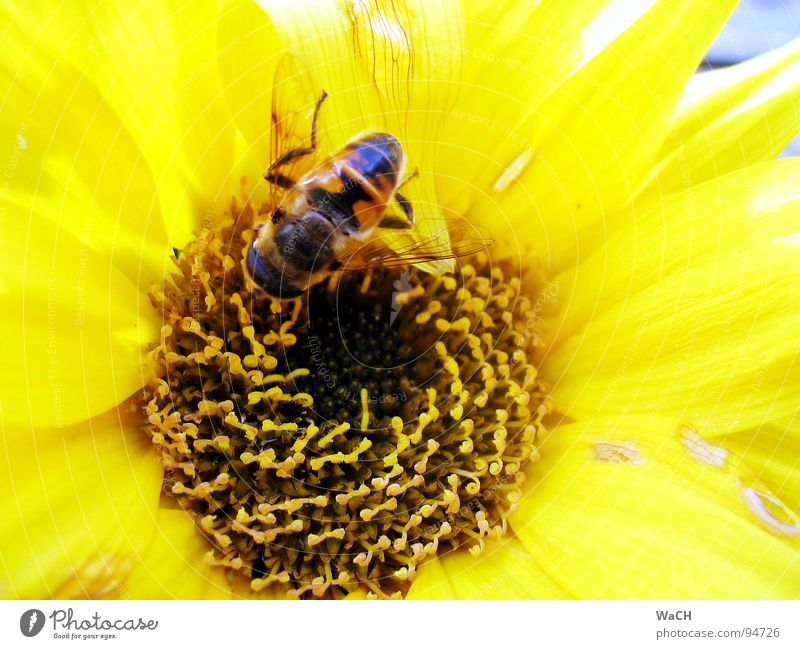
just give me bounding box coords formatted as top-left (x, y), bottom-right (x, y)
top-left (142, 201), bottom-right (548, 598)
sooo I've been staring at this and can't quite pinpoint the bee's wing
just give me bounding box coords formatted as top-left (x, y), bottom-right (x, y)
top-left (268, 54), bottom-right (324, 193)
top-left (338, 223), bottom-right (493, 271)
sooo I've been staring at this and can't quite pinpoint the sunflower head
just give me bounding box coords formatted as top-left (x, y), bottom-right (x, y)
top-left (3, 0), bottom-right (800, 601)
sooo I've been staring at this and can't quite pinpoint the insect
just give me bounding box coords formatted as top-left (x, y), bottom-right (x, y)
top-left (246, 90), bottom-right (487, 299)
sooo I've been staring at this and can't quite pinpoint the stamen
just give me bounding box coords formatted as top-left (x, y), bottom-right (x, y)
top-left (141, 201), bottom-right (548, 598)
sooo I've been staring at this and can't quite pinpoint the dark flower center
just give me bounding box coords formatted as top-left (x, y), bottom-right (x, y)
top-left (142, 201), bottom-right (548, 598)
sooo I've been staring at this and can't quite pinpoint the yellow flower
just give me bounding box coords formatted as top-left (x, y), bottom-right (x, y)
top-left (2, 0), bottom-right (799, 599)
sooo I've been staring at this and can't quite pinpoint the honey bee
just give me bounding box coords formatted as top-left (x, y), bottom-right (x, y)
top-left (246, 90), bottom-right (487, 299)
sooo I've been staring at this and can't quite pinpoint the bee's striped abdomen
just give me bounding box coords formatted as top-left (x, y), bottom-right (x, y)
top-left (342, 133), bottom-right (403, 187)
top-left (298, 132), bottom-right (405, 232)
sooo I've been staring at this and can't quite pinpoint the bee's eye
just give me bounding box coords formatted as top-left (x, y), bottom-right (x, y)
top-left (246, 242), bottom-right (262, 277)
top-left (246, 243), bottom-right (303, 299)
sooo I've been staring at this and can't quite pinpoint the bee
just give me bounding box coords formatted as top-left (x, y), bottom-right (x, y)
top-left (246, 90), bottom-right (487, 299)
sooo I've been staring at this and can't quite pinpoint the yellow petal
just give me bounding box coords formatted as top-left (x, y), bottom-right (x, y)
top-left (455, 0), bottom-right (737, 274)
top-left (217, 0), bottom-right (283, 176)
top-left (640, 37), bottom-right (800, 197)
top-left (0, 25), bottom-right (171, 286)
top-left (406, 556), bottom-right (456, 599)
top-left (217, 0), bottom-right (464, 272)
top-left (546, 160), bottom-right (800, 435)
top-left (510, 416), bottom-right (800, 598)
top-left (5, 0), bottom-right (236, 249)
top-left (0, 413), bottom-right (162, 598)
top-left (122, 509), bottom-right (234, 599)
top-left (720, 424), bottom-right (800, 514)
top-left (0, 202), bottom-right (160, 428)
top-left (435, 0), bottom-right (613, 215)
top-left (430, 537), bottom-right (569, 599)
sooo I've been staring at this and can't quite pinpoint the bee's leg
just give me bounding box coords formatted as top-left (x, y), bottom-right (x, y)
top-left (264, 170), bottom-right (296, 189)
top-left (379, 192), bottom-right (414, 229)
top-left (377, 167), bottom-right (418, 228)
top-left (395, 191), bottom-right (415, 226)
top-left (264, 90), bottom-right (329, 187)
top-left (396, 167), bottom-right (419, 191)
top-left (308, 90), bottom-right (328, 149)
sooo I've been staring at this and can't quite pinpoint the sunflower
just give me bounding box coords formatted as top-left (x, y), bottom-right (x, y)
top-left (2, 0), bottom-right (799, 600)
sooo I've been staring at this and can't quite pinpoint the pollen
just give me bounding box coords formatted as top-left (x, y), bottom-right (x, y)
top-left (141, 201), bottom-right (549, 598)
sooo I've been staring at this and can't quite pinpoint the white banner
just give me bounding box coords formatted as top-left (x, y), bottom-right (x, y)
top-left (1, 600), bottom-right (798, 648)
